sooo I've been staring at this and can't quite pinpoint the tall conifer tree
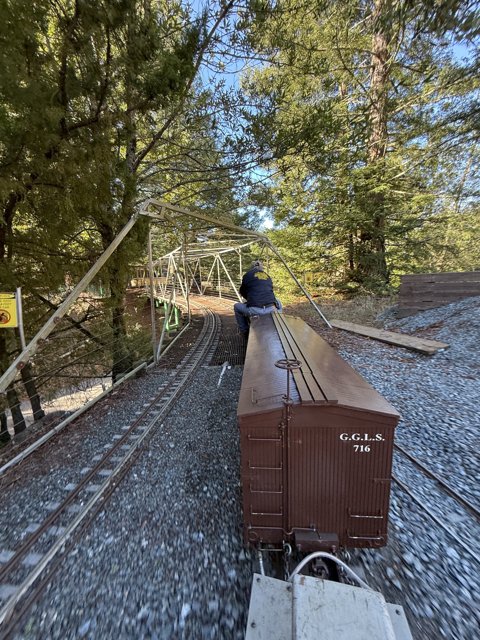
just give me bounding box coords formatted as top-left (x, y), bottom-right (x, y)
top-left (241, 0), bottom-right (479, 291)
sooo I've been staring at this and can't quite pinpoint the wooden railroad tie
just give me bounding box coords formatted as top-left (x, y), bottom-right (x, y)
top-left (329, 319), bottom-right (449, 355)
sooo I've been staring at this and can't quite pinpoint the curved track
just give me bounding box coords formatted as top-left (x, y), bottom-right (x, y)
top-left (0, 304), bottom-right (220, 636)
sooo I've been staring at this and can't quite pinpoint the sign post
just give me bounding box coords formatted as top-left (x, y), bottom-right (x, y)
top-left (16, 288), bottom-right (26, 350)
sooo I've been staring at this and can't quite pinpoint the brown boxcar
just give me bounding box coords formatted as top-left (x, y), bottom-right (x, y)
top-left (237, 313), bottom-right (400, 552)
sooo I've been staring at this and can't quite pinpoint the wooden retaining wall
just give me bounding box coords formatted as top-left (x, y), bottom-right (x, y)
top-left (398, 271), bottom-right (480, 317)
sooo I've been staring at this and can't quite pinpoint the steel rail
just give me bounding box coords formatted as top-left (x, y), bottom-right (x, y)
top-left (0, 365), bottom-right (176, 581)
top-left (394, 443), bottom-right (480, 521)
top-left (0, 362), bottom-right (148, 478)
top-left (0, 432), bottom-right (156, 640)
top-left (392, 475), bottom-right (480, 567)
top-left (0, 300), bottom-right (196, 478)
top-left (0, 304), bottom-right (220, 632)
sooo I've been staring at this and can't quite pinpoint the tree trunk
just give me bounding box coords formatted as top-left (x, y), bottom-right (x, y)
top-left (357, 0), bottom-right (390, 285)
top-left (0, 192), bottom-right (20, 393)
top-left (348, 233), bottom-right (355, 271)
top-left (0, 410), bottom-right (9, 444)
top-left (21, 362), bottom-right (45, 421)
top-left (110, 253), bottom-right (133, 382)
top-left (6, 383), bottom-right (26, 435)
top-left (0, 331), bottom-right (26, 435)
top-left (0, 192), bottom-right (20, 264)
top-left (106, 27), bottom-right (138, 383)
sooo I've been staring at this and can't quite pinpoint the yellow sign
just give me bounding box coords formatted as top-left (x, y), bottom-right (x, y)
top-left (0, 292), bottom-right (18, 328)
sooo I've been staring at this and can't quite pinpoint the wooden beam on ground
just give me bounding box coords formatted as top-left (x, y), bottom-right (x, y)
top-left (329, 319), bottom-right (449, 355)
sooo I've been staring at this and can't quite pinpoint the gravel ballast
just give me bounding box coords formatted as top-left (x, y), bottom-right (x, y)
top-left (14, 365), bottom-right (254, 640)
top-left (333, 296), bottom-right (480, 640)
top-left (2, 296), bottom-right (479, 639)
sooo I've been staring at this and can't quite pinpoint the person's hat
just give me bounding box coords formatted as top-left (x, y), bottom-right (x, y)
top-left (251, 259), bottom-right (263, 269)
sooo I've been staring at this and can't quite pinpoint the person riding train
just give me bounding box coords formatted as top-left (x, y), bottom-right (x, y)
top-left (234, 260), bottom-right (282, 337)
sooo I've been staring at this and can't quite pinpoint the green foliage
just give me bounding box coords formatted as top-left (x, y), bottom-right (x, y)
top-left (241, 0), bottom-right (480, 293)
top-left (0, 0), bottom-right (240, 379)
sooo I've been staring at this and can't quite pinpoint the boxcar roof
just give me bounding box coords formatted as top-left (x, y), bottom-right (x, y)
top-left (237, 313), bottom-right (400, 420)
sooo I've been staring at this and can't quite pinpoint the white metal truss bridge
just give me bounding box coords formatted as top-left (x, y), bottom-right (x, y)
top-left (0, 200), bottom-right (329, 396)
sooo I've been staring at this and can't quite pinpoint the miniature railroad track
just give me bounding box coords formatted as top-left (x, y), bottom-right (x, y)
top-left (394, 443), bottom-right (480, 521)
top-left (0, 304), bottom-right (220, 636)
top-left (392, 445), bottom-right (480, 566)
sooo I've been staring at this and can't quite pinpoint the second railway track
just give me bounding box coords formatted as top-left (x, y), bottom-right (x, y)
top-left (0, 303), bottom-right (220, 636)
top-left (391, 444), bottom-right (480, 568)
top-left (393, 442), bottom-right (480, 521)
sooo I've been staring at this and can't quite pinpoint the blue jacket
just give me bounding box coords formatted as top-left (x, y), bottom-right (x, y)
top-left (239, 268), bottom-right (276, 307)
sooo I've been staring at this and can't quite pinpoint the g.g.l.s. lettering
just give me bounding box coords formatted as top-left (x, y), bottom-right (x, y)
top-left (340, 432), bottom-right (385, 453)
top-left (340, 433), bottom-right (385, 442)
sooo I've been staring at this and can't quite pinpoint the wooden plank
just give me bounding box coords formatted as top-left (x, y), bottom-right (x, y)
top-left (400, 283), bottom-right (480, 298)
top-left (329, 319), bottom-right (449, 355)
top-left (400, 284), bottom-right (480, 295)
top-left (401, 271), bottom-right (480, 284)
top-left (399, 290), bottom-right (480, 299)
top-left (399, 298), bottom-right (477, 310)
top-left (273, 313), bottom-right (333, 404)
top-left (398, 295), bottom-right (479, 310)
top-left (398, 268), bottom-right (480, 316)
top-left (400, 276), bottom-right (480, 285)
